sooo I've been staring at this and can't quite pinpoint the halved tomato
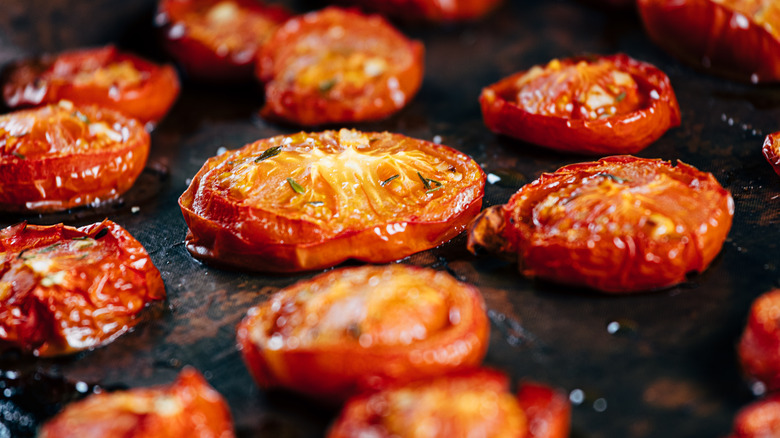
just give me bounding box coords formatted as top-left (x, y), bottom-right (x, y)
top-left (342, 0), bottom-right (503, 21)
top-left (739, 289), bottom-right (780, 390)
top-left (638, 0), bottom-right (780, 83)
top-left (729, 394), bottom-right (780, 438)
top-left (480, 54), bottom-right (680, 155)
top-left (763, 132), bottom-right (780, 177)
top-left (467, 156), bottom-right (734, 293)
top-left (257, 7), bottom-right (424, 126)
top-left (38, 368), bottom-right (234, 438)
top-left (179, 129), bottom-right (485, 272)
top-left (156, 0), bottom-right (291, 81)
top-left (237, 264), bottom-right (489, 400)
top-left (0, 220), bottom-right (165, 357)
top-left (0, 100), bottom-right (150, 212)
top-left (2, 45), bottom-right (180, 123)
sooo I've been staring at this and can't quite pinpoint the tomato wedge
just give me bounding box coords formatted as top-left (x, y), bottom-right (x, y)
top-left (763, 132), bottom-right (780, 177)
top-left (179, 129), bottom-right (485, 272)
top-left (739, 289), bottom-right (780, 391)
top-left (0, 220), bottom-right (165, 357)
top-left (480, 54), bottom-right (680, 155)
top-left (467, 156), bottom-right (734, 293)
top-left (638, 0), bottom-right (780, 83)
top-left (38, 368), bottom-right (234, 438)
top-left (237, 264), bottom-right (489, 400)
top-left (257, 7), bottom-right (425, 126)
top-left (156, 0), bottom-right (291, 81)
top-left (729, 394), bottom-right (780, 438)
top-left (2, 45), bottom-right (180, 123)
top-left (343, 0), bottom-right (503, 21)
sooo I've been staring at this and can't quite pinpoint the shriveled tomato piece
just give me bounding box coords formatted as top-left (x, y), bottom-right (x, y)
top-left (517, 382), bottom-right (571, 438)
top-left (179, 129), bottom-right (485, 272)
top-left (38, 368), bottom-right (234, 438)
top-left (341, 0), bottom-right (503, 21)
top-left (729, 394), bottom-right (780, 438)
top-left (480, 54), bottom-right (680, 155)
top-left (156, 0), bottom-right (290, 81)
top-left (237, 264), bottom-right (489, 400)
top-left (638, 0), bottom-right (780, 83)
top-left (257, 7), bottom-right (424, 126)
top-left (739, 289), bottom-right (780, 390)
top-left (763, 132), bottom-right (780, 177)
top-left (2, 45), bottom-right (180, 123)
top-left (467, 156), bottom-right (733, 293)
top-left (0, 220), bottom-right (165, 357)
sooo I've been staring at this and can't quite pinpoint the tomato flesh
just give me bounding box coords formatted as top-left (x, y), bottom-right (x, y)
top-left (763, 132), bottom-right (780, 177)
top-left (739, 289), bottom-right (780, 390)
top-left (729, 394), bottom-right (780, 438)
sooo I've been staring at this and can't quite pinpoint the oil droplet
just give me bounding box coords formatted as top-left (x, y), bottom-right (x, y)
top-left (569, 389), bottom-right (585, 405)
top-left (751, 380), bottom-right (767, 397)
top-left (593, 398), bottom-right (607, 412)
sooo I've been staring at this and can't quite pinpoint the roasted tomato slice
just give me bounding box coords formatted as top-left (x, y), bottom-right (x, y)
top-left (467, 156), bottom-right (733, 293)
top-left (517, 382), bottom-right (571, 438)
top-left (341, 0), bottom-right (503, 21)
top-left (156, 0), bottom-right (291, 81)
top-left (739, 289), bottom-right (780, 390)
top-left (0, 101), bottom-right (150, 212)
top-left (480, 54), bottom-right (680, 155)
top-left (179, 129), bottom-right (485, 272)
top-left (729, 394), bottom-right (780, 438)
top-left (2, 45), bottom-right (180, 123)
top-left (638, 0), bottom-right (780, 83)
top-left (38, 368), bottom-right (234, 438)
top-left (257, 7), bottom-right (424, 126)
top-left (237, 264), bottom-right (489, 400)
top-left (763, 132), bottom-right (780, 177)
top-left (0, 220), bottom-right (165, 357)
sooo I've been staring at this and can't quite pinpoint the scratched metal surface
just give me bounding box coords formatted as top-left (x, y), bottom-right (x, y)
top-left (1, 0), bottom-right (780, 437)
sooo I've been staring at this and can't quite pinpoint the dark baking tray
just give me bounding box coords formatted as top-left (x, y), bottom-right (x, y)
top-left (2, 1), bottom-right (780, 437)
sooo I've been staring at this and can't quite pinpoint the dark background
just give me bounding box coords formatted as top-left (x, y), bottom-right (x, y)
top-left (1, 1), bottom-right (780, 437)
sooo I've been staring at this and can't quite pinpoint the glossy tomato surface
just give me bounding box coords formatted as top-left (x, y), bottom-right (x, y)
top-left (480, 54), bottom-right (680, 155)
top-left (729, 394), bottom-right (780, 438)
top-left (763, 132), bottom-right (780, 177)
top-left (638, 0), bottom-right (780, 83)
top-left (739, 289), bottom-right (780, 390)
top-left (179, 129), bottom-right (485, 272)
top-left (156, 0), bottom-right (290, 81)
top-left (237, 264), bottom-right (489, 400)
top-left (342, 0), bottom-right (503, 21)
top-left (516, 382), bottom-right (571, 438)
top-left (467, 155), bottom-right (734, 293)
top-left (2, 45), bottom-right (180, 123)
top-left (257, 7), bottom-right (424, 126)
top-left (38, 367), bottom-right (234, 438)
top-left (0, 101), bottom-right (150, 212)
top-left (0, 220), bottom-right (165, 357)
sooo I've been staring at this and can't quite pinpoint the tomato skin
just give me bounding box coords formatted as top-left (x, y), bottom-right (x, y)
top-left (739, 289), bottom-right (780, 390)
top-left (0, 220), bottom-right (165, 357)
top-left (0, 102), bottom-right (150, 212)
top-left (729, 394), bottom-right (780, 438)
top-left (638, 0), bottom-right (780, 83)
top-left (763, 132), bottom-right (780, 177)
top-left (257, 7), bottom-right (425, 126)
top-left (467, 156), bottom-right (733, 293)
top-left (237, 264), bottom-right (489, 400)
top-left (479, 54), bottom-right (680, 155)
top-left (179, 129), bottom-right (485, 272)
top-left (2, 45), bottom-right (180, 123)
top-left (342, 0), bottom-right (503, 21)
top-left (516, 382), bottom-right (571, 438)
top-left (156, 0), bottom-right (291, 82)
top-left (38, 368), bottom-right (235, 438)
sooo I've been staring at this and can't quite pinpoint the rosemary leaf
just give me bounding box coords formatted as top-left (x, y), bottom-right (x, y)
top-left (615, 91), bottom-right (627, 102)
top-left (255, 146), bottom-right (282, 163)
top-left (11, 152), bottom-right (26, 160)
top-left (595, 173), bottom-right (627, 184)
top-left (287, 177), bottom-right (305, 194)
top-left (380, 174), bottom-right (400, 187)
top-left (417, 172), bottom-right (431, 190)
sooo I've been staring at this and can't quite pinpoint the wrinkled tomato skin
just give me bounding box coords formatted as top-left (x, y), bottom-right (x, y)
top-left (237, 265), bottom-right (489, 400)
top-left (763, 132), bottom-right (780, 177)
top-left (479, 54), bottom-right (680, 155)
top-left (0, 220), bottom-right (165, 357)
top-left (2, 45), bottom-right (180, 123)
top-left (0, 103), bottom-right (150, 212)
top-left (342, 0), bottom-right (503, 21)
top-left (739, 289), bottom-right (780, 390)
top-left (467, 156), bottom-right (733, 293)
top-left (156, 0), bottom-right (291, 82)
top-left (257, 7), bottom-right (424, 126)
top-left (729, 394), bottom-right (780, 438)
top-left (638, 0), bottom-right (780, 83)
top-left (38, 368), bottom-right (235, 438)
top-left (516, 382), bottom-right (571, 438)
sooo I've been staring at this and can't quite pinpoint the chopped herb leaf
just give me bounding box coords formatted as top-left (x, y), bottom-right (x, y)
top-left (417, 172), bottom-right (443, 192)
top-left (426, 186), bottom-right (443, 194)
top-left (417, 172), bottom-right (431, 190)
top-left (11, 152), bottom-right (26, 160)
top-left (615, 91), bottom-right (626, 102)
top-left (72, 111), bottom-right (90, 124)
top-left (347, 323), bottom-right (361, 339)
top-left (72, 236), bottom-right (90, 240)
top-left (287, 177), bottom-right (305, 194)
top-left (307, 201), bottom-right (324, 206)
top-left (17, 249), bottom-right (30, 260)
top-left (380, 174), bottom-right (400, 187)
top-left (76, 254), bottom-right (89, 261)
top-left (369, 137), bottom-right (379, 144)
top-left (94, 228), bottom-right (109, 239)
top-left (39, 243), bottom-right (62, 253)
top-left (318, 78), bottom-right (337, 93)
top-left (255, 146), bottom-right (282, 163)
top-left (595, 173), bottom-right (627, 184)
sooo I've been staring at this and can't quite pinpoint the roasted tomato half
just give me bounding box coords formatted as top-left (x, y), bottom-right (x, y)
top-left (739, 289), bottom-right (780, 390)
top-left (156, 0), bottom-right (291, 81)
top-left (2, 45), bottom-right (180, 123)
top-left (38, 368), bottom-right (234, 438)
top-left (467, 156), bottom-right (734, 293)
top-left (0, 101), bottom-right (150, 212)
top-left (0, 220), bottom-right (165, 357)
top-left (237, 264), bottom-right (489, 400)
top-left (763, 132), bottom-right (780, 177)
top-left (327, 369), bottom-right (571, 438)
top-left (729, 394), bottom-right (780, 438)
top-left (638, 0), bottom-right (780, 83)
top-left (179, 129), bottom-right (485, 272)
top-left (517, 382), bottom-right (571, 438)
top-left (257, 7), bottom-right (424, 126)
top-left (341, 0), bottom-right (503, 21)
top-left (480, 54), bottom-right (680, 155)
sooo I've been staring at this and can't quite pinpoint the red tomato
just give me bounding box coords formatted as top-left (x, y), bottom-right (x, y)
top-left (0, 101), bottom-right (150, 212)
top-left (0, 220), bottom-right (165, 357)
top-left (257, 7), bottom-right (425, 126)
top-left (638, 0), bottom-right (780, 83)
top-left (342, 0), bottom-right (503, 21)
top-left (156, 0), bottom-right (291, 81)
top-left (179, 129), bottom-right (485, 272)
top-left (467, 156), bottom-right (734, 293)
top-left (739, 289), bottom-right (780, 390)
top-left (237, 264), bottom-right (489, 400)
top-left (38, 368), bottom-right (234, 438)
top-left (480, 54), bottom-right (681, 155)
top-left (2, 45), bottom-right (180, 123)
top-left (763, 132), bottom-right (780, 177)
top-left (517, 382), bottom-right (571, 438)
top-left (729, 394), bottom-right (780, 438)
